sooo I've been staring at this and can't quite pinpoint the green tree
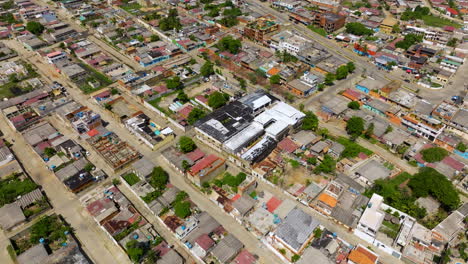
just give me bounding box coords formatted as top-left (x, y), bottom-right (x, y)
top-left (345, 22), bottom-right (374, 36)
top-left (174, 201), bottom-right (191, 218)
top-left (420, 147), bottom-right (448, 163)
top-left (346, 116), bottom-right (365, 140)
top-left (208, 91), bottom-right (229, 109)
top-left (177, 90), bottom-right (189, 103)
top-left (324, 73), bottom-right (335, 85)
top-left (307, 157), bottom-right (317, 165)
top-left (348, 101), bottom-right (360, 109)
top-left (159, 9), bottom-right (182, 31)
top-left (456, 142), bottom-right (466, 152)
top-left (84, 163), bottom-right (94, 172)
top-left (179, 136), bottom-right (196, 153)
top-left (165, 76), bottom-right (183, 90)
top-left (239, 78), bottom-right (246, 90)
top-left (44, 147), bottom-right (56, 157)
top-left (302, 111), bottom-right (319, 131)
top-left (217, 36), bottom-right (242, 54)
top-left (365, 123), bottom-right (374, 139)
top-left (346, 62), bottom-right (356, 73)
top-left (395, 33), bottom-right (423, 50)
top-left (182, 160), bottom-right (191, 172)
top-left (409, 167), bottom-right (460, 210)
top-left (150, 34), bottom-right (160, 42)
top-left (269, 74), bottom-right (281, 85)
top-left (126, 240), bottom-right (144, 263)
top-left (187, 107), bottom-right (206, 125)
top-left (200, 61), bottom-right (214, 77)
top-left (314, 155), bottom-right (336, 174)
top-left (335, 65), bottom-right (349, 80)
top-left (149, 167), bottom-right (169, 190)
top-left (26, 21), bottom-right (45, 35)
top-left (392, 24), bottom-right (401, 33)
top-left (447, 38), bottom-right (459, 47)
top-left (291, 254), bottom-right (301, 262)
top-left (385, 125), bottom-right (393, 134)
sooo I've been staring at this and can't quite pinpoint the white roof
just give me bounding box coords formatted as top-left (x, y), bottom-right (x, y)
top-left (359, 194), bottom-right (385, 231)
top-left (265, 121), bottom-right (289, 137)
top-left (252, 95), bottom-right (272, 110)
top-left (224, 123), bottom-right (263, 153)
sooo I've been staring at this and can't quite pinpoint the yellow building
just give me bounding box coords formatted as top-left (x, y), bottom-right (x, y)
top-left (380, 17), bottom-right (398, 34)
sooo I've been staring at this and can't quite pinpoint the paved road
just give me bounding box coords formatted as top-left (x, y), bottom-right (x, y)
top-left (0, 115), bottom-right (131, 264)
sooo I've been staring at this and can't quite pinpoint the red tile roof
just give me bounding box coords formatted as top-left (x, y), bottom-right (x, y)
top-left (442, 156), bottom-right (465, 171)
top-left (231, 194), bottom-right (241, 202)
top-left (348, 246), bottom-right (378, 264)
top-left (233, 249), bottom-right (256, 264)
top-left (190, 154), bottom-right (221, 174)
top-left (194, 234), bottom-right (215, 250)
top-left (186, 148), bottom-right (205, 162)
top-left (87, 129), bottom-right (99, 137)
top-left (277, 138), bottom-right (299, 153)
top-left (178, 105), bottom-right (194, 119)
top-left (446, 7), bottom-right (458, 15)
top-left (266, 197), bottom-right (282, 213)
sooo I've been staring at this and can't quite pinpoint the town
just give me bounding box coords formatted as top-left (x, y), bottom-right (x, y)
top-left (0, 0), bottom-right (466, 263)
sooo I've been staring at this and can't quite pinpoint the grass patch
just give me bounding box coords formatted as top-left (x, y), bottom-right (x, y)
top-left (422, 15), bottom-right (461, 28)
top-left (6, 245), bottom-right (16, 262)
top-left (249, 191), bottom-right (257, 199)
top-left (336, 137), bottom-right (373, 159)
top-left (123, 173), bottom-right (140, 186)
top-left (0, 174), bottom-right (38, 207)
top-left (121, 2), bottom-right (142, 13)
top-left (78, 63), bottom-right (113, 94)
top-left (307, 25), bottom-right (327, 37)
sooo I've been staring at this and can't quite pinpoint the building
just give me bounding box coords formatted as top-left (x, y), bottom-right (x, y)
top-left (273, 208), bottom-right (319, 254)
top-left (46, 51), bottom-right (68, 64)
top-left (211, 234), bottom-right (244, 263)
top-left (188, 154), bottom-right (226, 186)
top-left (124, 113), bottom-right (174, 150)
top-left (319, 13), bottom-right (346, 33)
top-left (380, 17), bottom-right (398, 34)
top-left (286, 71), bottom-right (319, 97)
top-left (348, 244), bottom-right (379, 264)
top-left (351, 159), bottom-right (392, 187)
top-left (356, 194), bottom-right (385, 238)
top-left (243, 16), bottom-right (280, 44)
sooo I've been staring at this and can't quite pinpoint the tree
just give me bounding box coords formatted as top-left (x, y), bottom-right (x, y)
top-left (456, 142), bottom-right (466, 152)
top-left (291, 255), bottom-right (301, 262)
top-left (345, 22), bottom-right (374, 36)
top-left (149, 167), bottom-right (169, 190)
top-left (182, 160), bottom-right (191, 172)
top-left (346, 116), bottom-right (365, 140)
top-left (150, 34), bottom-right (160, 42)
top-left (26, 21), bottom-right (45, 35)
top-left (365, 122), bottom-right (374, 139)
top-left (307, 157), bottom-right (317, 165)
top-left (420, 147), bottom-right (448, 163)
top-left (200, 61), bottom-right (214, 77)
top-left (314, 155), bottom-right (336, 174)
top-left (187, 107), bottom-right (205, 125)
top-left (346, 62), bottom-right (356, 73)
top-left (302, 111), bottom-right (319, 131)
top-left (165, 76), bottom-right (183, 90)
top-left (174, 201), bottom-right (191, 218)
top-left (208, 91), bottom-right (228, 109)
top-left (159, 9), bottom-right (182, 31)
top-left (239, 78), bottom-right (246, 90)
top-left (392, 24), bottom-right (401, 33)
top-left (447, 38), bottom-right (459, 47)
top-left (44, 147), bottom-right (56, 157)
top-left (269, 74), bottom-right (281, 85)
top-left (384, 125), bottom-right (393, 134)
top-left (324, 73), bottom-right (335, 85)
top-left (84, 163), bottom-right (94, 172)
top-left (395, 33), bottom-right (423, 50)
top-left (348, 101), bottom-right (360, 109)
top-left (126, 240), bottom-right (144, 262)
top-left (177, 90), bottom-right (189, 103)
top-left (217, 36), bottom-right (242, 54)
top-left (179, 136), bottom-right (196, 153)
top-left (409, 167), bottom-right (460, 210)
top-left (335, 65), bottom-right (349, 80)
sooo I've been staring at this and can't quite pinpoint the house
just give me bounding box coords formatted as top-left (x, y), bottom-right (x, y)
top-left (379, 17), bottom-right (397, 34)
top-left (433, 203), bottom-right (468, 242)
top-left (352, 159), bottom-right (392, 187)
top-left (291, 130), bottom-right (318, 149)
top-left (211, 234), bottom-right (244, 263)
top-left (357, 194), bottom-right (385, 238)
top-left (192, 233), bottom-right (215, 258)
top-left (273, 208), bottom-right (319, 254)
top-left (17, 244), bottom-right (49, 264)
top-left (347, 244), bottom-right (379, 264)
top-left (188, 154), bottom-right (225, 186)
top-left (0, 203), bottom-right (26, 230)
top-left (131, 158), bottom-right (155, 178)
top-left (243, 16), bottom-right (280, 44)
top-left (319, 12), bottom-right (346, 33)
top-left (233, 249), bottom-right (257, 264)
top-left (231, 194), bottom-right (256, 218)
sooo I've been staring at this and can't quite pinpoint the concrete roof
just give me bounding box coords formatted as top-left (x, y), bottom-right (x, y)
top-left (17, 244), bottom-right (48, 264)
top-left (232, 195), bottom-right (256, 216)
top-left (211, 234), bottom-right (244, 263)
top-left (354, 160), bottom-right (392, 183)
top-left (0, 203), bottom-right (25, 230)
top-left (131, 157), bottom-right (155, 178)
top-left (291, 130), bottom-right (317, 147)
top-left (274, 208), bottom-right (319, 252)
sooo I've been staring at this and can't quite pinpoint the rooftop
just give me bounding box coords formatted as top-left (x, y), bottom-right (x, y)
top-left (274, 208), bottom-right (319, 252)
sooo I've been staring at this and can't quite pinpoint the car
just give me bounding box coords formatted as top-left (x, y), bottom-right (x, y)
top-left (404, 79), bottom-right (410, 83)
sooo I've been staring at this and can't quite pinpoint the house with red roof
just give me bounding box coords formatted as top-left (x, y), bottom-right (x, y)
top-left (233, 249), bottom-right (257, 264)
top-left (192, 233), bottom-right (215, 258)
top-left (446, 7), bottom-right (459, 17)
top-left (188, 154), bottom-right (226, 186)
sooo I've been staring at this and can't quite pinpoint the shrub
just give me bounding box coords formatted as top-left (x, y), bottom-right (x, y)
top-left (420, 147), bottom-right (448, 163)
